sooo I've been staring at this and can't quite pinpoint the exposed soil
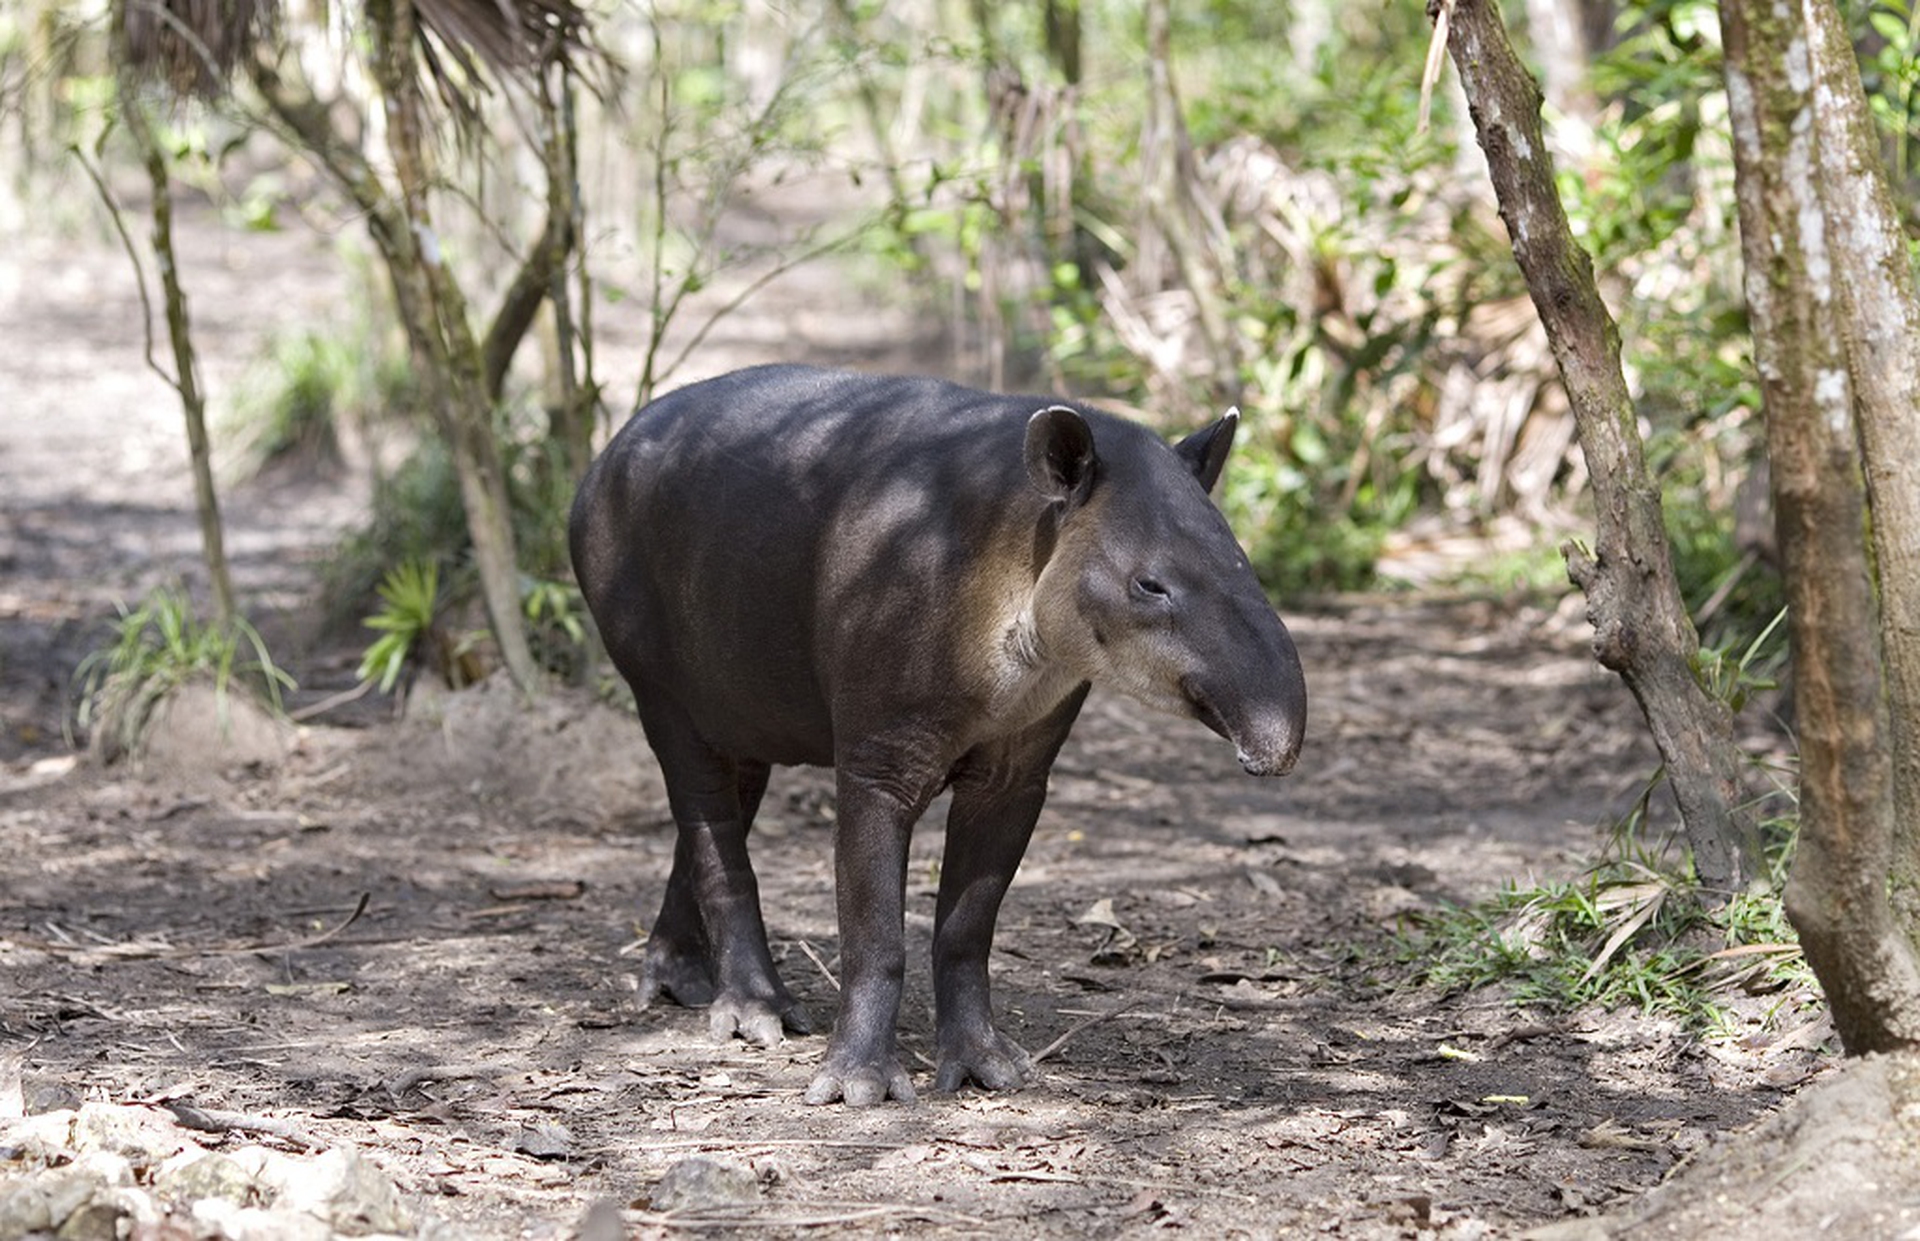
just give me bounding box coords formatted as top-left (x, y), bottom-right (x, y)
top-left (0, 199), bottom-right (1844, 1238)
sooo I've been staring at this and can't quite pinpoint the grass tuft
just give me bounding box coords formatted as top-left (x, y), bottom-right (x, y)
top-left (1392, 787), bottom-right (1811, 1034)
top-left (71, 586), bottom-right (294, 761)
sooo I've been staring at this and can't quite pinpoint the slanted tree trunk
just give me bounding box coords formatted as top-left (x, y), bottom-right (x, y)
top-left (1719, 0), bottom-right (1920, 1051)
top-left (1429, 0), bottom-right (1761, 893)
top-left (109, 19), bottom-right (235, 626)
top-left (364, 0), bottom-right (537, 693)
top-left (1141, 0), bottom-right (1240, 408)
top-left (252, 18), bottom-right (562, 693)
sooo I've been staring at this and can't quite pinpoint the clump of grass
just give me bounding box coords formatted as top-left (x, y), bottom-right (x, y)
top-left (1392, 786), bottom-right (1810, 1033)
top-left (222, 320), bottom-right (418, 482)
top-left (358, 559), bottom-right (442, 693)
top-left (72, 586), bottom-right (293, 761)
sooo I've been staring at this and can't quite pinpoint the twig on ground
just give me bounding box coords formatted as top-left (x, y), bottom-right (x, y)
top-left (386, 1061), bottom-right (500, 1103)
top-left (639, 1137), bottom-right (906, 1152)
top-left (1031, 1000), bottom-right (1139, 1066)
top-left (629, 1204), bottom-right (989, 1230)
top-left (165, 1102), bottom-right (324, 1150)
top-left (795, 939), bottom-right (840, 992)
top-left (221, 892), bottom-right (372, 958)
top-left (21, 894), bottom-right (371, 963)
top-left (289, 679), bottom-right (375, 722)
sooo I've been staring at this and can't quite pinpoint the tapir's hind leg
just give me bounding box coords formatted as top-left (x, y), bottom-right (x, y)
top-left (636, 699), bottom-right (807, 1046)
top-left (639, 828), bottom-right (715, 1008)
top-left (931, 688), bottom-right (1088, 1093)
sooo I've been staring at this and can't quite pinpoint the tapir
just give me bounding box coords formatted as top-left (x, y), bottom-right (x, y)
top-left (569, 364), bottom-right (1307, 1106)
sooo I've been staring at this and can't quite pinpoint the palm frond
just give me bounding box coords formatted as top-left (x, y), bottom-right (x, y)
top-left (413, 0), bottom-right (592, 100)
top-left (118, 0), bottom-right (278, 98)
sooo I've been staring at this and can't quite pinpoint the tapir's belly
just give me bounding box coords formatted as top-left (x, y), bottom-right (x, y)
top-left (628, 559), bottom-right (842, 767)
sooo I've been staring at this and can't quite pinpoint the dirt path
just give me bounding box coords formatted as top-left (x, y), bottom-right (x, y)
top-left (0, 205), bottom-right (1821, 1238)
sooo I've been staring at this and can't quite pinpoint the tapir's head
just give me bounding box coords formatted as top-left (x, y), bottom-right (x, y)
top-left (1024, 405), bottom-right (1307, 776)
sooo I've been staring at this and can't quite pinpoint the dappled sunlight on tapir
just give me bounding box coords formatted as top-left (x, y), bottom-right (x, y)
top-left (569, 364), bottom-right (1307, 1106)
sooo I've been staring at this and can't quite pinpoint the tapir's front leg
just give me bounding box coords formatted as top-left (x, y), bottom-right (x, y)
top-left (933, 689), bottom-right (1087, 1092)
top-left (805, 760), bottom-right (938, 1106)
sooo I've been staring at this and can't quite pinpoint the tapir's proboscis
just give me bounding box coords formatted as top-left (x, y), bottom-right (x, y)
top-left (570, 364), bottom-right (1307, 1106)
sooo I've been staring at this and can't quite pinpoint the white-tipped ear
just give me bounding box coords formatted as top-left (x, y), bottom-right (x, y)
top-left (1175, 407), bottom-right (1239, 494)
top-left (1025, 405), bottom-right (1098, 505)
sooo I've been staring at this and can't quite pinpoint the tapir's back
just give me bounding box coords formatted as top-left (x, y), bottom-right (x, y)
top-left (570, 365), bottom-right (1064, 763)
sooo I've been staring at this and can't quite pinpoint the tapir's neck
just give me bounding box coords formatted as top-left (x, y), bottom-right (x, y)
top-left (977, 602), bottom-right (1083, 735)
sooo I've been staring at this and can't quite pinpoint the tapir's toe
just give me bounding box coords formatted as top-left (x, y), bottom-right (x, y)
top-left (805, 1058), bottom-right (916, 1107)
top-left (707, 995), bottom-right (788, 1047)
top-left (934, 1029), bottom-right (1033, 1093)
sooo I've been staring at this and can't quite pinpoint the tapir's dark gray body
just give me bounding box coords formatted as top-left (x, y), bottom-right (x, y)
top-left (570, 364), bottom-right (1306, 1105)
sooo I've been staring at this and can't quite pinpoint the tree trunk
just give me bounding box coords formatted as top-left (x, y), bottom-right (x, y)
top-left (365, 0), bottom-right (539, 693)
top-left (117, 80), bottom-right (236, 626)
top-left (1431, 0), bottom-right (1760, 893)
top-left (1718, 0), bottom-right (1920, 1052)
top-left (1141, 0), bottom-right (1240, 408)
top-left (1799, 0), bottom-right (1920, 923)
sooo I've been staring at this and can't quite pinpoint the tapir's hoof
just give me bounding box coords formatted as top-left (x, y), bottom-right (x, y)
top-left (707, 993), bottom-right (812, 1047)
top-left (804, 1057), bottom-right (916, 1106)
top-left (638, 942), bottom-right (715, 1010)
top-left (933, 1030), bottom-right (1033, 1093)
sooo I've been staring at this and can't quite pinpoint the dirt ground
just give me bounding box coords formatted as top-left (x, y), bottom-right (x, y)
top-left (0, 197), bottom-right (1844, 1238)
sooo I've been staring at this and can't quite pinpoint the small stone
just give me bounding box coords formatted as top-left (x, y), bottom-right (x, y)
top-left (191, 1197), bottom-right (333, 1241)
top-left (650, 1157), bottom-right (761, 1212)
top-left (68, 1103), bottom-right (196, 1166)
top-left (154, 1149), bottom-right (266, 1207)
top-left (511, 1121), bottom-right (576, 1160)
top-left (228, 1144), bottom-right (413, 1235)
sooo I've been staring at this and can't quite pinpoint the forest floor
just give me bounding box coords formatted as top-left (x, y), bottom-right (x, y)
top-left (0, 195), bottom-right (1846, 1238)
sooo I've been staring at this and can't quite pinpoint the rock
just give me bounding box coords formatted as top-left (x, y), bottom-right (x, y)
top-left (510, 1121), bottom-right (576, 1161)
top-left (230, 1144), bottom-right (414, 1235)
top-left (0, 1151), bottom-right (139, 1239)
top-left (137, 681), bottom-right (293, 773)
top-left (155, 1148), bottom-right (267, 1206)
top-left (573, 1199), bottom-right (627, 1241)
top-left (190, 1196), bottom-right (334, 1241)
top-left (68, 1102), bottom-right (196, 1165)
top-left (650, 1157), bottom-right (761, 1213)
top-left (2, 1107), bottom-right (423, 1239)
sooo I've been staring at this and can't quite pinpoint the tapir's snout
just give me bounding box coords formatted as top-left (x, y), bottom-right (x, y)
top-left (1237, 733), bottom-right (1302, 777)
top-left (1180, 634), bottom-right (1307, 779)
top-left (1227, 690), bottom-right (1304, 777)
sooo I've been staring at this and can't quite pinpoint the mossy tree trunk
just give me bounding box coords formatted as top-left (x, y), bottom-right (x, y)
top-left (109, 8), bottom-right (236, 627)
top-left (1797, 0), bottom-right (1920, 933)
top-left (250, 10), bottom-right (591, 694)
top-left (1430, 0), bottom-right (1761, 894)
top-left (1719, 0), bottom-right (1920, 1051)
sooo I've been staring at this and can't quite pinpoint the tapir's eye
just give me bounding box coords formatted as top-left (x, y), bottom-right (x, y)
top-left (1132, 576), bottom-right (1171, 601)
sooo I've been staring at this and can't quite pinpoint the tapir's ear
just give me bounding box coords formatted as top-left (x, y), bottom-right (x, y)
top-left (1025, 405), bottom-right (1098, 506)
top-left (1175, 407), bottom-right (1239, 494)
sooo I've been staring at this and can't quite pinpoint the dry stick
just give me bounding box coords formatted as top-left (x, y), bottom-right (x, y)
top-left (630, 1205), bottom-right (989, 1231)
top-left (639, 1138), bottom-right (906, 1152)
top-left (1430, 0), bottom-right (1761, 894)
top-left (24, 894), bottom-right (372, 962)
top-left (386, 1061), bottom-right (500, 1102)
top-left (794, 939), bottom-right (841, 992)
top-left (165, 1103), bottom-right (323, 1150)
top-left (288, 679), bottom-right (375, 722)
top-left (1030, 1000), bottom-right (1139, 1066)
top-left (214, 891), bottom-right (373, 958)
